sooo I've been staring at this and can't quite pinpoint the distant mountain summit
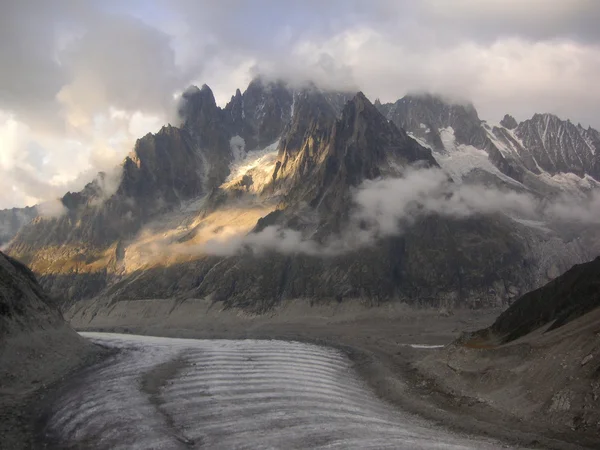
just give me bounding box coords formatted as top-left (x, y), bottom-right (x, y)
top-left (5, 77), bottom-right (599, 317)
top-left (376, 95), bottom-right (600, 193)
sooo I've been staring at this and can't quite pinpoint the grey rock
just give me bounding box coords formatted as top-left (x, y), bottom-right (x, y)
top-left (0, 251), bottom-right (63, 337)
top-left (514, 113), bottom-right (600, 180)
top-left (500, 114), bottom-right (518, 130)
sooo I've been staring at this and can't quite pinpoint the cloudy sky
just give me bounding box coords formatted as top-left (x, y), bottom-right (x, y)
top-left (1, 0), bottom-right (599, 209)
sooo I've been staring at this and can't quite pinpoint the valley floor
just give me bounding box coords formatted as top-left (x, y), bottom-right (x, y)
top-left (64, 299), bottom-right (599, 449)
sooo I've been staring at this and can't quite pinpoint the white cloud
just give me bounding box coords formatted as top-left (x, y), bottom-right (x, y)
top-left (288, 28), bottom-right (600, 125)
top-left (198, 167), bottom-right (600, 257)
top-left (37, 199), bottom-right (68, 218)
top-left (1, 0), bottom-right (600, 210)
top-left (546, 190), bottom-right (600, 225)
top-left (0, 109), bottom-right (160, 209)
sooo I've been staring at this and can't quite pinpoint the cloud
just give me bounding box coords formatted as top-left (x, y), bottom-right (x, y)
top-left (2, 0), bottom-right (600, 210)
top-left (56, 13), bottom-right (183, 125)
top-left (420, 0), bottom-right (600, 44)
top-left (37, 200), bottom-right (68, 218)
top-left (0, 109), bottom-right (159, 209)
top-left (229, 136), bottom-right (246, 161)
top-left (350, 168), bottom-right (540, 238)
top-left (202, 225), bottom-right (320, 257)
top-left (545, 190), bottom-right (600, 225)
top-left (196, 167), bottom-right (600, 257)
top-left (0, 1), bottom-right (182, 209)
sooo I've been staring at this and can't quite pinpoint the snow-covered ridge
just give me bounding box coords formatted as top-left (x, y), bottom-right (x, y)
top-left (431, 127), bottom-right (526, 189)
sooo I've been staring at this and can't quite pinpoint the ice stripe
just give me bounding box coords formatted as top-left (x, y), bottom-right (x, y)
top-left (44, 333), bottom-right (506, 449)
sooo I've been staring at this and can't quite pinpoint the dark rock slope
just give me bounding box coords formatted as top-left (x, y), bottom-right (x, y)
top-left (0, 252), bottom-right (93, 449)
top-left (0, 252), bottom-right (64, 337)
top-left (478, 255), bottom-right (600, 344)
top-left (416, 258), bottom-right (600, 444)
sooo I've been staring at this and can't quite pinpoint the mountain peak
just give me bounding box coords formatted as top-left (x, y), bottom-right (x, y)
top-left (343, 91), bottom-right (377, 116)
top-left (178, 83), bottom-right (219, 129)
top-left (180, 84), bottom-right (216, 104)
top-left (353, 91), bottom-right (369, 102)
top-left (500, 114), bottom-right (518, 129)
top-left (531, 112), bottom-right (560, 123)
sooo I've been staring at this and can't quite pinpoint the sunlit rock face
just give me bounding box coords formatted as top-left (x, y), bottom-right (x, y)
top-left (6, 78), bottom-right (599, 313)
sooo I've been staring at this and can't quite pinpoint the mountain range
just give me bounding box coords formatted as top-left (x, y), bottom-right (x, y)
top-left (4, 77), bottom-right (600, 318)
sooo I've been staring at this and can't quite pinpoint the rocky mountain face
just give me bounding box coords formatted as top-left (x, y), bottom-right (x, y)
top-left (10, 125), bottom-right (209, 268)
top-left (376, 95), bottom-right (600, 194)
top-left (58, 89), bottom-right (544, 316)
top-left (223, 78), bottom-right (293, 150)
top-left (511, 114), bottom-right (600, 179)
top-left (0, 206), bottom-right (37, 247)
top-left (376, 94), bottom-right (486, 150)
top-left (483, 255), bottom-right (600, 344)
top-left (272, 91), bottom-right (437, 224)
top-left (376, 94), bottom-right (527, 184)
top-left (5, 78), bottom-right (599, 317)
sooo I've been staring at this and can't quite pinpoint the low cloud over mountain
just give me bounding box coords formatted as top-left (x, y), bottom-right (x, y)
top-left (1, 0), bottom-right (600, 209)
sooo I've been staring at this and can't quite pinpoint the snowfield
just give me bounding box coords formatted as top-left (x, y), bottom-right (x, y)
top-left (45, 333), bottom-right (508, 449)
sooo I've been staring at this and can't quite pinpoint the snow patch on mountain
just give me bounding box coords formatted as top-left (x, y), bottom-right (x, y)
top-left (536, 172), bottom-right (600, 195)
top-left (407, 132), bottom-right (432, 150)
top-left (434, 127), bottom-right (525, 188)
top-left (510, 217), bottom-right (551, 232)
top-left (439, 127), bottom-right (456, 153)
top-left (225, 139), bottom-right (280, 184)
top-left (484, 124), bottom-right (523, 159)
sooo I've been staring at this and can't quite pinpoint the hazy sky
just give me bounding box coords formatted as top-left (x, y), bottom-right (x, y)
top-left (1, 0), bottom-right (600, 209)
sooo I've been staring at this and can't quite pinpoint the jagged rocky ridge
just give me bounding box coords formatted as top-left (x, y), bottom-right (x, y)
top-left (6, 78), bottom-right (599, 314)
top-left (376, 95), bottom-right (600, 193)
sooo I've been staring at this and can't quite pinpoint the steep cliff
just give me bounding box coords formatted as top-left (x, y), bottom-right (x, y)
top-left (5, 79), bottom-right (598, 317)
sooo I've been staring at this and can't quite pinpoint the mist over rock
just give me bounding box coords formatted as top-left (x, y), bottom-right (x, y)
top-left (0, 206), bottom-right (37, 247)
top-left (5, 77), bottom-right (600, 315)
